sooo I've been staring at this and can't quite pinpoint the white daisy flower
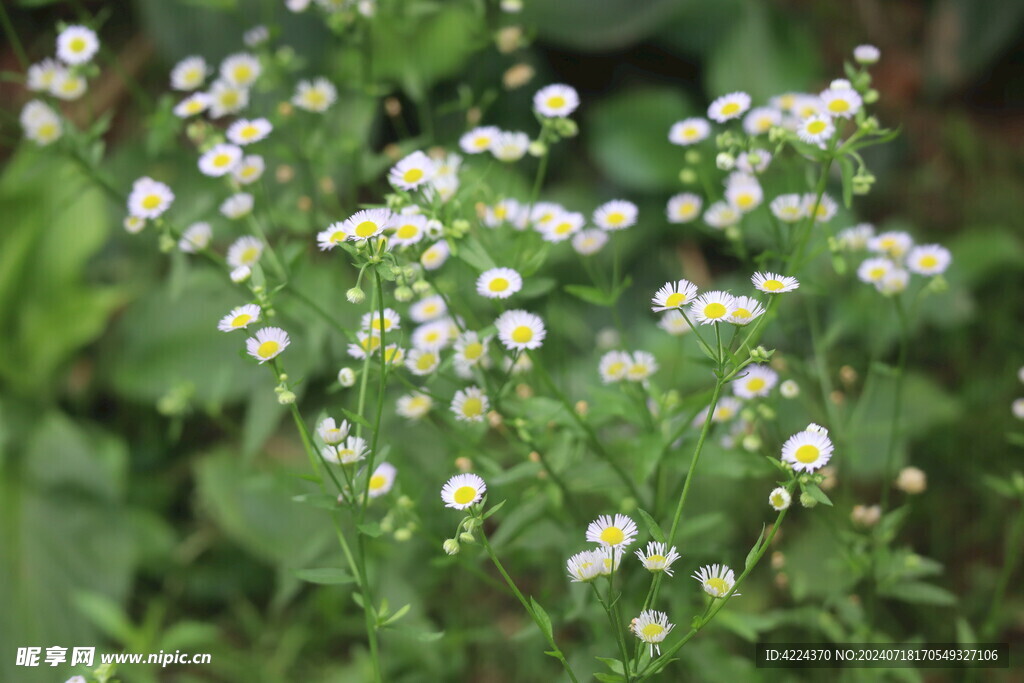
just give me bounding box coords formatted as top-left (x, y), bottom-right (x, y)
top-left (495, 309), bottom-right (546, 351)
top-left (345, 208), bottom-right (394, 242)
top-left (227, 235), bottom-right (263, 268)
top-left (26, 58), bottom-right (62, 92)
top-left (207, 79), bottom-right (249, 118)
top-left (123, 216), bottom-right (146, 234)
top-left (857, 257), bottom-right (895, 284)
top-left (797, 114), bottom-right (835, 145)
top-left (651, 279), bottom-right (698, 312)
top-left (820, 87), bottom-right (862, 119)
top-left (707, 91), bottom-right (751, 122)
top-left (381, 344), bottom-right (406, 367)
top-left (316, 222), bottom-right (349, 251)
top-left (477, 267), bottom-right (523, 299)
top-left (752, 272), bottom-right (800, 294)
top-left (743, 106), bottom-right (782, 135)
top-left (854, 44), bottom-right (881, 65)
top-left (791, 94), bottom-right (826, 120)
top-left (292, 77), bottom-right (337, 112)
top-left (406, 348), bottom-right (440, 376)
top-left (572, 229), bottom-right (609, 255)
top-left (703, 202), bottom-right (741, 229)
top-left (868, 231), bottom-right (914, 258)
top-left (669, 117), bottom-right (711, 145)
top-left (50, 70), bottom-right (87, 100)
top-left (876, 268), bottom-right (909, 295)
top-left (323, 436), bottom-right (369, 465)
top-left (667, 193), bottom-right (703, 224)
top-left (658, 310), bottom-right (691, 336)
top-left (127, 176), bottom-right (174, 219)
top-left (726, 295), bottom-right (765, 326)
top-left (220, 192), bottom-right (254, 219)
top-left (218, 303), bottom-right (261, 332)
top-left (230, 266), bottom-right (251, 283)
top-left (635, 542), bottom-right (681, 575)
top-left (245, 326), bottom-right (289, 363)
top-left (530, 202), bottom-right (564, 230)
top-left (712, 397), bottom-right (741, 422)
top-left (632, 610), bottom-right (674, 657)
top-left (227, 117), bottom-right (272, 146)
top-left (837, 223), bottom-right (875, 250)
top-left (484, 198), bottom-right (522, 228)
top-left (627, 351), bottom-right (658, 382)
top-left (1013, 399), bottom-right (1024, 420)
top-left (420, 240), bottom-right (450, 271)
top-left (317, 417), bottom-right (350, 445)
top-left (906, 244), bottom-right (951, 276)
top-left (178, 222), bottom-right (211, 252)
top-left (454, 331), bottom-right (489, 368)
top-left (409, 295), bottom-right (447, 323)
top-left (56, 25), bottom-right (99, 65)
top-left (736, 151), bottom-right (772, 174)
top-left (689, 291), bottom-right (734, 325)
top-left (769, 194), bottom-right (804, 223)
top-left (490, 131), bottom-right (530, 162)
top-left (441, 472), bottom-right (487, 509)
top-left (802, 193), bottom-right (837, 222)
top-left (539, 210), bottom-right (585, 242)
top-left (593, 200), bottom-right (638, 231)
top-left (585, 514), bottom-right (638, 548)
top-left (805, 423), bottom-right (828, 435)
top-left (732, 364), bottom-right (778, 398)
top-left (173, 92), bottom-right (211, 118)
top-left (725, 174), bottom-right (763, 212)
top-left (389, 214), bottom-right (427, 246)
top-left (693, 564), bottom-right (739, 597)
top-left (781, 428), bottom-right (834, 472)
top-left (232, 154), bottom-right (265, 185)
top-left (412, 320), bottom-right (452, 350)
top-left (566, 549), bottom-right (603, 583)
top-left (198, 143), bottom-right (243, 176)
top-left (170, 56), bottom-right (207, 91)
top-left (397, 392), bottom-right (433, 420)
top-left (598, 350), bottom-right (631, 384)
top-left (389, 151), bottom-right (437, 191)
top-left (459, 125), bottom-right (501, 154)
top-left (361, 308), bottom-right (401, 334)
top-left (769, 487), bottom-right (792, 511)
top-left (368, 463), bottom-right (397, 498)
top-left (220, 53), bottom-right (261, 88)
top-left (533, 83), bottom-right (579, 117)
top-left (20, 100), bottom-right (62, 145)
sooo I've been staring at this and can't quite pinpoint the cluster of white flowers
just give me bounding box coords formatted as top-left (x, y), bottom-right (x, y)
top-left (839, 224), bottom-right (952, 294)
top-left (598, 350), bottom-right (658, 383)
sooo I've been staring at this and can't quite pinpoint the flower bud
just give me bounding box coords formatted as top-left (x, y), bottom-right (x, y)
top-left (895, 466), bottom-right (927, 495)
top-left (715, 152), bottom-right (735, 171)
top-left (346, 286), bottom-right (365, 304)
top-left (684, 149), bottom-right (701, 164)
top-left (394, 528), bottom-right (412, 542)
top-left (799, 492), bottom-right (818, 508)
top-left (394, 286), bottom-right (413, 302)
top-left (863, 88), bottom-right (880, 104)
top-left (276, 389), bottom-right (296, 405)
top-left (443, 539), bottom-right (460, 555)
top-left (337, 367), bottom-right (356, 387)
top-left (742, 434), bottom-right (762, 452)
top-left (459, 531), bottom-right (476, 544)
top-left (528, 140), bottom-right (547, 157)
top-left (780, 379), bottom-right (799, 399)
top-left (412, 279), bottom-right (431, 294)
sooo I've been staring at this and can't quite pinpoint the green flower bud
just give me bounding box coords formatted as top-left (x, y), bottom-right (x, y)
top-left (346, 286), bottom-right (366, 304)
top-left (716, 152), bottom-right (735, 171)
top-left (679, 168), bottom-right (698, 185)
top-left (412, 280), bottom-right (431, 294)
top-left (337, 367), bottom-right (356, 387)
top-left (394, 527), bottom-right (412, 542)
top-left (394, 286), bottom-right (413, 302)
top-left (276, 389), bottom-right (296, 405)
top-left (863, 88), bottom-right (879, 104)
top-left (459, 531), bottom-right (476, 544)
top-left (684, 149), bottom-right (701, 164)
top-left (443, 538), bottom-right (460, 555)
top-left (799, 492), bottom-right (818, 508)
top-left (528, 141), bottom-right (547, 157)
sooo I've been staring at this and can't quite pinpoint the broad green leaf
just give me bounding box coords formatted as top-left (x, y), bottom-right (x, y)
top-left (878, 581), bottom-right (956, 606)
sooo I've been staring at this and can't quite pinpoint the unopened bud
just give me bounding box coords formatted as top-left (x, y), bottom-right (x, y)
top-left (443, 539), bottom-right (460, 555)
top-left (346, 286), bottom-right (366, 304)
top-left (337, 367), bottom-right (356, 387)
top-left (716, 152), bottom-right (735, 171)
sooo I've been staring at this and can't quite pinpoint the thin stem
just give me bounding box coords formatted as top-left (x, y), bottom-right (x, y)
top-left (479, 531), bottom-right (580, 683)
top-left (982, 500), bottom-right (1024, 639)
top-left (592, 580), bottom-right (632, 683)
top-left (879, 298), bottom-right (908, 511)
top-left (0, 1), bottom-right (28, 69)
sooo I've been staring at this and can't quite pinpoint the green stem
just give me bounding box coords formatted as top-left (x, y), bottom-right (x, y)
top-left (0, 1), bottom-right (28, 69)
top-left (879, 298), bottom-right (908, 512)
top-left (592, 580), bottom-right (632, 683)
top-left (982, 500), bottom-right (1024, 639)
top-left (479, 532), bottom-right (580, 683)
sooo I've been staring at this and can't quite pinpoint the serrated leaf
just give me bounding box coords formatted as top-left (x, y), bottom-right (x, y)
top-left (293, 568), bottom-right (354, 585)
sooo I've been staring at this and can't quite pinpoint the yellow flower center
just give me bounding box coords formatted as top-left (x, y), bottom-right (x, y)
top-left (383, 347), bottom-right (402, 363)
top-left (396, 224), bottom-right (418, 239)
top-left (185, 100), bottom-right (204, 114)
top-left (370, 317), bottom-right (392, 331)
top-left (720, 102), bottom-right (741, 116)
top-left (70, 38), bottom-right (86, 52)
top-left (462, 397), bottom-right (483, 417)
top-left (464, 342), bottom-right (484, 360)
top-left (355, 221), bottom-right (378, 237)
top-left (369, 474), bottom-right (386, 490)
top-left (240, 124), bottom-right (259, 139)
top-left (807, 120), bottom-right (827, 134)
top-left (641, 623), bottom-right (665, 639)
top-left (305, 90), bottom-right (327, 107)
top-left (474, 136), bottom-right (491, 149)
top-left (736, 194), bottom-right (754, 208)
top-left (732, 308), bottom-right (751, 320)
top-left (241, 166), bottom-right (257, 178)
top-left (488, 277), bottom-right (509, 292)
top-left (212, 153), bottom-right (232, 167)
top-left (257, 340), bottom-right (279, 358)
top-left (511, 326), bottom-right (533, 343)
top-left (606, 211), bottom-right (624, 225)
top-left (795, 444), bottom-right (820, 464)
top-left (599, 527), bottom-right (624, 545)
top-left (771, 493), bottom-right (785, 506)
top-left (546, 95), bottom-right (566, 109)
top-left (828, 98), bottom-right (850, 113)
top-left (61, 78), bottom-right (79, 93)
top-left (554, 222), bottom-right (573, 234)
top-left (707, 577), bottom-right (730, 594)
top-left (919, 255), bottom-right (938, 268)
top-left (454, 485), bottom-right (477, 507)
top-left (607, 361), bottom-right (625, 376)
top-left (678, 202), bottom-right (695, 217)
top-left (241, 246), bottom-right (259, 263)
top-left (402, 168), bottom-right (424, 184)
top-left (185, 68), bottom-right (200, 83)
top-left (704, 302), bottom-right (726, 319)
top-left (683, 126), bottom-right (697, 139)
top-left (233, 65), bottom-right (252, 82)
top-left (869, 267), bottom-right (885, 280)
top-left (763, 279), bottom-right (784, 291)
top-left (647, 554), bottom-right (665, 564)
top-left (38, 123), bottom-right (57, 139)
top-left (231, 314), bottom-right (251, 328)
top-left (664, 292), bottom-right (685, 308)
top-left (416, 353), bottom-right (437, 370)
top-left (141, 194), bottom-right (162, 210)
top-left (746, 377), bottom-right (766, 392)
top-left (221, 91), bottom-right (239, 107)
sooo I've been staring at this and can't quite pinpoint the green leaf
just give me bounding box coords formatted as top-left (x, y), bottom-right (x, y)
top-left (342, 409), bottom-right (374, 432)
top-left (454, 235), bottom-right (497, 272)
top-left (801, 482), bottom-right (833, 507)
top-left (636, 508), bottom-right (666, 543)
top-left (482, 499), bottom-right (507, 519)
top-left (744, 523), bottom-right (767, 569)
top-left (529, 597), bottom-right (554, 641)
top-left (596, 657), bottom-right (625, 674)
top-left (595, 674), bottom-right (627, 683)
top-left (878, 581), bottom-right (956, 606)
top-left (564, 284), bottom-right (612, 306)
top-left (293, 567), bottom-right (355, 585)
top-left (839, 156), bottom-right (855, 209)
top-left (357, 522), bottom-right (383, 538)
top-left (380, 603), bottom-right (411, 627)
